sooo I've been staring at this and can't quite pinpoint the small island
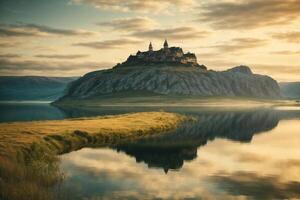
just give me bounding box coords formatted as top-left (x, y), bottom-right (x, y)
top-left (55, 40), bottom-right (282, 106)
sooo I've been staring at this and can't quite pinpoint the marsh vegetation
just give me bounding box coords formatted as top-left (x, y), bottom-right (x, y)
top-left (0, 112), bottom-right (187, 200)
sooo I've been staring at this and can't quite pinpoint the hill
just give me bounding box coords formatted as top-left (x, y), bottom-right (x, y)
top-left (280, 82), bottom-right (300, 99)
top-left (0, 76), bottom-right (77, 101)
top-left (55, 42), bottom-right (281, 104)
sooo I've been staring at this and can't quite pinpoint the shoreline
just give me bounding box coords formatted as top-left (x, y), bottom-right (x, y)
top-left (0, 112), bottom-right (187, 161)
top-left (0, 112), bottom-right (188, 200)
top-left (53, 97), bottom-right (300, 108)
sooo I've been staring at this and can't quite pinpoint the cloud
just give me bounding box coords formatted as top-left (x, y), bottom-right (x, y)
top-left (244, 63), bottom-right (300, 82)
top-left (196, 58), bottom-right (300, 81)
top-left (0, 58), bottom-right (113, 76)
top-left (197, 0), bottom-right (300, 29)
top-left (209, 172), bottom-right (300, 199)
top-left (0, 41), bottom-right (22, 48)
top-left (210, 38), bottom-right (268, 53)
top-left (0, 53), bottom-right (22, 58)
top-left (252, 64), bottom-right (300, 75)
top-left (71, 0), bottom-right (195, 12)
top-left (236, 152), bottom-right (267, 163)
top-left (130, 27), bottom-right (209, 40)
top-left (98, 17), bottom-right (157, 32)
top-left (0, 23), bottom-right (98, 37)
top-left (272, 31), bottom-right (300, 43)
top-left (73, 38), bottom-right (142, 49)
top-left (35, 54), bottom-right (89, 59)
top-left (270, 50), bottom-right (300, 55)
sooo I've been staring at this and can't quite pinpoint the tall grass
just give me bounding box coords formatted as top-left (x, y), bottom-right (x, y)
top-left (0, 112), bottom-right (187, 200)
top-left (0, 154), bottom-right (63, 200)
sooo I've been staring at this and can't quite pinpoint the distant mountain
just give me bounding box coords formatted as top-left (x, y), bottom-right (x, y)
top-left (55, 43), bottom-right (281, 104)
top-left (280, 82), bottom-right (300, 99)
top-left (0, 76), bottom-right (78, 101)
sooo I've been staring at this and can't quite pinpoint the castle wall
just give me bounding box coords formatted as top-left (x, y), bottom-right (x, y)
top-left (122, 46), bottom-right (199, 67)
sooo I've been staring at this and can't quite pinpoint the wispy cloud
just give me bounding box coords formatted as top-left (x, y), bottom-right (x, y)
top-left (130, 26), bottom-right (209, 40)
top-left (98, 17), bottom-right (157, 32)
top-left (272, 31), bottom-right (300, 43)
top-left (270, 50), bottom-right (300, 55)
top-left (209, 172), bottom-right (300, 199)
top-left (74, 38), bottom-right (142, 49)
top-left (0, 53), bottom-right (22, 58)
top-left (197, 0), bottom-right (300, 29)
top-left (0, 39), bottom-right (22, 49)
top-left (35, 54), bottom-right (89, 59)
top-left (0, 58), bottom-right (113, 76)
top-left (0, 23), bottom-right (98, 37)
top-left (0, 40), bottom-right (22, 48)
top-left (71, 0), bottom-right (195, 12)
top-left (210, 38), bottom-right (268, 53)
top-left (253, 63), bottom-right (300, 75)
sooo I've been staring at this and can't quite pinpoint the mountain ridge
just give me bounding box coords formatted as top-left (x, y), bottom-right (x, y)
top-left (279, 82), bottom-right (300, 99)
top-left (0, 76), bottom-right (77, 101)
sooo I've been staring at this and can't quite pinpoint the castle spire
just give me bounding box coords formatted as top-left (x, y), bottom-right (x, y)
top-left (164, 39), bottom-right (168, 50)
top-left (149, 42), bottom-right (153, 52)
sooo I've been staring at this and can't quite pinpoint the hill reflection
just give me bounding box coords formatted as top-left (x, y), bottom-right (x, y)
top-left (111, 109), bottom-right (296, 172)
top-left (58, 107), bottom-right (300, 200)
top-left (57, 106), bottom-right (300, 172)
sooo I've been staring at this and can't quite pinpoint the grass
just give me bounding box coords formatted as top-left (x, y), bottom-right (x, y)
top-left (0, 111), bottom-right (188, 200)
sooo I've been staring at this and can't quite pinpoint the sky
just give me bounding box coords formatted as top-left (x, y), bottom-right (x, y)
top-left (0, 0), bottom-right (299, 81)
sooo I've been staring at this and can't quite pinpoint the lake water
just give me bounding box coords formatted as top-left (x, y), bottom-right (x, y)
top-left (1, 102), bottom-right (300, 199)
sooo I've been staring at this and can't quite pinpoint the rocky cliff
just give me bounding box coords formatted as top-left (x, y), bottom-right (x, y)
top-left (58, 65), bottom-right (281, 101)
top-left (55, 43), bottom-right (281, 102)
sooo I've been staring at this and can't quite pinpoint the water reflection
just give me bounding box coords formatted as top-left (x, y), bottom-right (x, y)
top-left (59, 108), bottom-right (300, 200)
top-left (0, 102), bottom-right (66, 122)
top-left (112, 109), bottom-right (280, 171)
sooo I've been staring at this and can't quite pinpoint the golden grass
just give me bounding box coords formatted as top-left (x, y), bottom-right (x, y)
top-left (0, 112), bottom-right (186, 160)
top-left (0, 112), bottom-right (187, 200)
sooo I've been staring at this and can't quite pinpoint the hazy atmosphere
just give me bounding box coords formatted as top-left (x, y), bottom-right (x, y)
top-left (1, 0), bottom-right (300, 81)
top-left (1, 1), bottom-right (300, 200)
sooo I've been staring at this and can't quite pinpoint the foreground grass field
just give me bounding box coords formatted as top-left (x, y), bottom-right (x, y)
top-left (0, 112), bottom-right (187, 200)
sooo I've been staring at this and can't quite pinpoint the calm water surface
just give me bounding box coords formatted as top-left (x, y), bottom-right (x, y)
top-left (1, 102), bottom-right (300, 199)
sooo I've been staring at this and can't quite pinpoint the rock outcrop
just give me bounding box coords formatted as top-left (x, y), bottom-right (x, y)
top-left (60, 65), bottom-right (281, 100)
top-left (57, 42), bottom-right (281, 101)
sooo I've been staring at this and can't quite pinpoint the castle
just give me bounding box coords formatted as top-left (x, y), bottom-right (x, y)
top-left (115, 40), bottom-right (206, 69)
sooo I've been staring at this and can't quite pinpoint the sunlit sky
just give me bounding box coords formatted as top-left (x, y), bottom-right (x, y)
top-left (0, 0), bottom-right (299, 81)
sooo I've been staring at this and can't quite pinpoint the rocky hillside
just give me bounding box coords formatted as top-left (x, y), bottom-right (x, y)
top-left (0, 76), bottom-right (77, 101)
top-left (56, 43), bottom-right (281, 102)
top-left (58, 65), bottom-right (281, 101)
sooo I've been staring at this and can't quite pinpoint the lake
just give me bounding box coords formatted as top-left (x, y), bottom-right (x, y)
top-left (1, 102), bottom-right (300, 199)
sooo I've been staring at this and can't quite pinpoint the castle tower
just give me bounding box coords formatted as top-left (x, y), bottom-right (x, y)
top-left (164, 39), bottom-right (168, 50)
top-left (149, 42), bottom-right (153, 52)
